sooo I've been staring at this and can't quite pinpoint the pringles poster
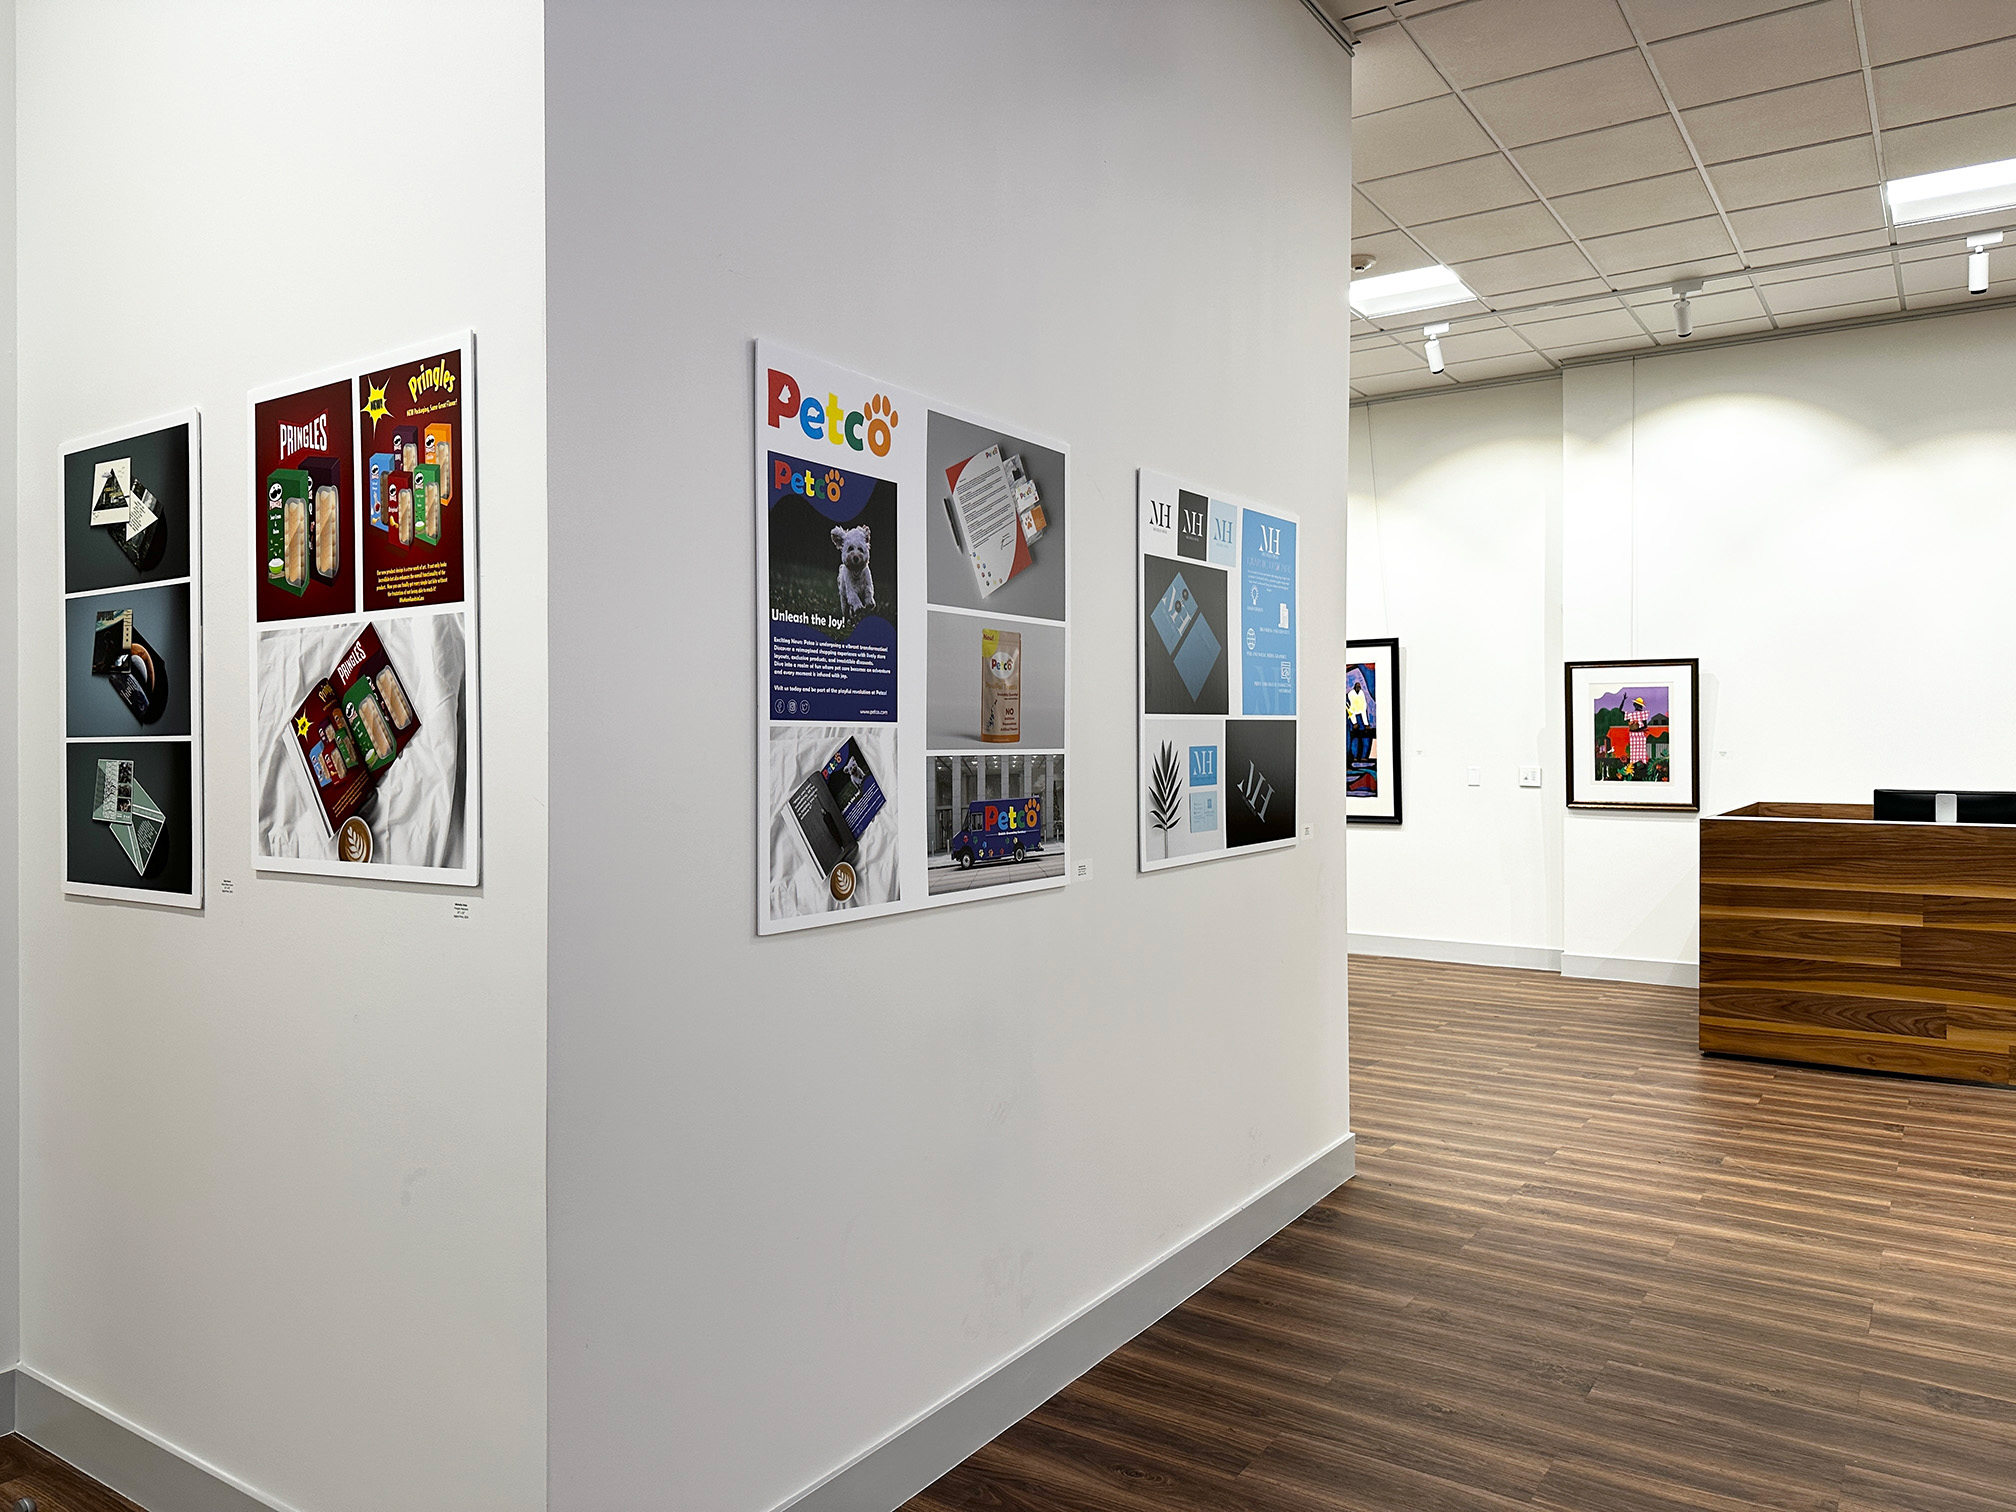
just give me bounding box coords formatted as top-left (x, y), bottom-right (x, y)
top-left (248, 333), bottom-right (482, 885)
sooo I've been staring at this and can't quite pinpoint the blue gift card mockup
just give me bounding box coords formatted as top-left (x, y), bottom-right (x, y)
top-left (1172, 611), bottom-right (1222, 702)
top-left (1152, 573), bottom-right (1200, 655)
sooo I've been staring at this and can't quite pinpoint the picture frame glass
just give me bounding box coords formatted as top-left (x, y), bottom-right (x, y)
top-left (1566, 660), bottom-right (1698, 810)
top-left (1345, 638), bottom-right (1400, 824)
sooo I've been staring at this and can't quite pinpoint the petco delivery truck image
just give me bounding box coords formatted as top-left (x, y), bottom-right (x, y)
top-left (949, 797), bottom-right (1044, 869)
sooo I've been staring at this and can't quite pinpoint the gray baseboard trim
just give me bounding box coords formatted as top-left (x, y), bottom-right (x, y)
top-left (0, 1368), bottom-right (15, 1435)
top-left (1562, 953), bottom-right (1700, 988)
top-left (775, 1130), bottom-right (1359, 1512)
top-left (14, 1368), bottom-right (291, 1512)
top-left (1350, 932), bottom-right (1563, 974)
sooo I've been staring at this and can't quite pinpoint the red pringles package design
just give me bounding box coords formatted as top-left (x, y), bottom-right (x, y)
top-left (358, 350), bottom-right (464, 611)
top-left (288, 624), bottom-right (420, 834)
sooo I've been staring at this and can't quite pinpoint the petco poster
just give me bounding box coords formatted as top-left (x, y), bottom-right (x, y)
top-left (755, 340), bottom-right (1070, 934)
top-left (1136, 470), bottom-right (1298, 872)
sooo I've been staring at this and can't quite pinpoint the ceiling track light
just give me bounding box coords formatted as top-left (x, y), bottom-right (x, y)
top-left (1672, 279), bottom-right (1703, 339)
top-left (1423, 322), bottom-right (1450, 375)
top-left (1968, 232), bottom-right (2003, 295)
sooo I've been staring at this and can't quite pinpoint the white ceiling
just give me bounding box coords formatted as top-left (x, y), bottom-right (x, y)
top-left (1339, 0), bottom-right (2016, 398)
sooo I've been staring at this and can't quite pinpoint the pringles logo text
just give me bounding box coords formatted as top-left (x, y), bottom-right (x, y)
top-left (408, 361), bottom-right (456, 403)
top-left (766, 368), bottom-right (898, 457)
top-left (279, 413), bottom-right (329, 461)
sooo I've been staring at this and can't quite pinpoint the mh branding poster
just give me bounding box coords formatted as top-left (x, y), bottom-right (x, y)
top-left (248, 333), bottom-right (481, 885)
top-left (755, 339), bottom-right (1070, 934)
top-left (1137, 470), bottom-right (1298, 871)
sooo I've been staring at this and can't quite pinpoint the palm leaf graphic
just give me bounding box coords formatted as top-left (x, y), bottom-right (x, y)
top-left (1149, 741), bottom-right (1183, 833)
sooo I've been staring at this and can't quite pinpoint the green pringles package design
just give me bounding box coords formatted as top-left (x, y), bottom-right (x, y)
top-left (412, 463), bottom-right (442, 546)
top-left (265, 467), bottom-right (314, 595)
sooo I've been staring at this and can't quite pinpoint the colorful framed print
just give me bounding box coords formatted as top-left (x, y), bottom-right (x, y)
top-left (1345, 637), bottom-right (1401, 825)
top-left (1565, 658), bottom-right (1700, 812)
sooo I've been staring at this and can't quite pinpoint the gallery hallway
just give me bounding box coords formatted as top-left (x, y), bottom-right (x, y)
top-left (909, 956), bottom-right (2016, 1511)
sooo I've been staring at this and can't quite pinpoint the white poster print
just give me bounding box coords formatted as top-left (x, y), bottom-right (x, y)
top-left (755, 339), bottom-right (1069, 934)
top-left (1138, 469), bottom-right (1298, 872)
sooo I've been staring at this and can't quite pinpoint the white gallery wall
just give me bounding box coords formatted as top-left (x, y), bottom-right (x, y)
top-left (0, 0), bottom-right (18, 1376)
top-left (545, 3), bottom-right (1354, 1509)
top-left (15, 4), bottom-right (547, 1509)
top-left (1347, 382), bottom-right (1562, 968)
top-left (1351, 303), bottom-right (2016, 983)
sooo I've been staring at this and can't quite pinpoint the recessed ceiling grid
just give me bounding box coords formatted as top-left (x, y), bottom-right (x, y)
top-left (1341, 0), bottom-right (2016, 398)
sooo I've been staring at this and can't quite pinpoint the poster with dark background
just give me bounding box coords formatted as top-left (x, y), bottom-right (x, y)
top-left (768, 451), bottom-right (898, 723)
top-left (359, 348), bottom-right (466, 613)
top-left (1225, 718), bottom-right (1296, 849)
top-left (254, 378), bottom-right (356, 622)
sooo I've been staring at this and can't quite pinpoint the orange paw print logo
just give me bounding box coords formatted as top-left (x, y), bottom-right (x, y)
top-left (822, 468), bottom-right (845, 503)
top-left (865, 393), bottom-right (899, 457)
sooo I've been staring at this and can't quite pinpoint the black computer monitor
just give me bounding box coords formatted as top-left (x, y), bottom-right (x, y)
top-left (1873, 789), bottom-right (2016, 824)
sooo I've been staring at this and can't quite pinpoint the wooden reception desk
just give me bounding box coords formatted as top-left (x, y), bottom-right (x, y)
top-left (1700, 802), bottom-right (2016, 1085)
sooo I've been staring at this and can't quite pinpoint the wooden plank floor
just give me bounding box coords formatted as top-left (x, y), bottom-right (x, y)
top-left (906, 955), bottom-right (2016, 1512)
top-left (0, 1434), bottom-right (142, 1512)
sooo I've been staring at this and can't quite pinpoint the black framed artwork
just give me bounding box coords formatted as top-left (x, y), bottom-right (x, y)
top-left (1564, 658), bottom-right (1700, 812)
top-left (1345, 637), bottom-right (1401, 825)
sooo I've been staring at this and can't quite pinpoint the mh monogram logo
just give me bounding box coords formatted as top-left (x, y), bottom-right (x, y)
top-left (1236, 761), bottom-right (1275, 822)
top-left (1255, 523), bottom-right (1281, 556)
top-left (1146, 497), bottom-right (1171, 530)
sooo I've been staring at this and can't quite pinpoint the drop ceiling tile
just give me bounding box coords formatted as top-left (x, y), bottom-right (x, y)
top-left (1742, 229), bottom-right (1892, 266)
top-left (1874, 37), bottom-right (2016, 130)
top-left (1654, 315), bottom-right (1779, 343)
top-left (1354, 95), bottom-right (1499, 180)
top-left (1513, 116), bottom-right (1698, 196)
top-left (1772, 297), bottom-right (1901, 326)
top-left (1466, 51), bottom-right (1668, 148)
top-left (1551, 171), bottom-right (1720, 240)
top-left (1859, 0), bottom-right (2016, 68)
top-left (1549, 334), bottom-right (1662, 359)
top-left (1352, 342), bottom-right (1438, 377)
top-left (1706, 136), bottom-right (1879, 209)
top-left (1443, 353), bottom-right (1559, 381)
top-left (1726, 186), bottom-right (1885, 250)
top-left (1455, 242), bottom-right (1604, 296)
top-left (1681, 74), bottom-right (1872, 162)
top-left (1489, 277), bottom-right (1619, 308)
top-left (1582, 215), bottom-right (1736, 275)
top-left (1757, 266), bottom-right (1900, 311)
top-left (1353, 191), bottom-right (1397, 236)
top-left (1621, 253), bottom-right (1749, 286)
top-left (1406, 0), bottom-right (1637, 89)
top-left (1353, 369), bottom-right (1457, 396)
top-left (1351, 25), bottom-right (1450, 117)
top-left (1748, 249), bottom-right (1892, 282)
top-left (1903, 285), bottom-right (1997, 310)
top-left (1631, 1), bottom-right (1814, 44)
top-left (1360, 154), bottom-right (1536, 224)
top-left (1350, 230), bottom-right (1439, 279)
top-left (1436, 325), bottom-right (1539, 362)
top-left (1649, 2), bottom-right (1862, 109)
top-left (1505, 304), bottom-right (1643, 342)
top-left (1623, 286), bottom-right (1768, 327)
top-left (1898, 253), bottom-right (1976, 295)
top-left (1879, 103), bottom-right (2016, 179)
top-left (1415, 202), bottom-right (1569, 263)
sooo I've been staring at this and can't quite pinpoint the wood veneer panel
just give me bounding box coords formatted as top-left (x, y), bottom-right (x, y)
top-left (1701, 817), bottom-right (2016, 896)
top-left (1699, 987), bottom-right (1945, 1039)
top-left (1698, 1022), bottom-right (2010, 1084)
top-left (911, 958), bottom-right (2016, 1512)
top-left (1700, 953), bottom-right (2016, 1010)
top-left (1700, 882), bottom-right (1923, 924)
top-left (1923, 896), bottom-right (2016, 930)
top-left (1699, 916), bottom-right (1901, 966)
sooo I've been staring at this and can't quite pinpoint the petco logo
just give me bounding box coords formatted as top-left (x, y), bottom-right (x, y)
top-left (766, 369), bottom-right (898, 458)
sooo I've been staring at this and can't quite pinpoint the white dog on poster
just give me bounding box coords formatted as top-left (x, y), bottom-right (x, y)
top-left (832, 525), bottom-right (875, 614)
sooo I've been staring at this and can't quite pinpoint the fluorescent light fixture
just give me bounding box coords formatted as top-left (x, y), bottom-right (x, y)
top-left (1349, 263), bottom-right (1475, 319)
top-left (1885, 157), bottom-right (2016, 225)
